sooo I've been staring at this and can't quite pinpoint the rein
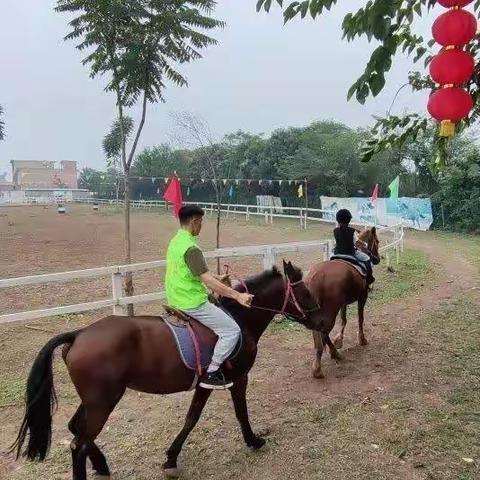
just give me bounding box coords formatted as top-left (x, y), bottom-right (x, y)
top-left (223, 264), bottom-right (319, 321)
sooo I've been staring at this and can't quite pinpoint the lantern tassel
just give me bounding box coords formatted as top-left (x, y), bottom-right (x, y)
top-left (439, 120), bottom-right (456, 137)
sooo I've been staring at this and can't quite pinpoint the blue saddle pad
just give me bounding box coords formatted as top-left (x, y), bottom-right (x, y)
top-left (331, 254), bottom-right (368, 274)
top-left (163, 313), bottom-right (242, 373)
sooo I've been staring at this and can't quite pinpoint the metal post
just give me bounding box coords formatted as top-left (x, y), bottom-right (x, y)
top-left (299, 208), bottom-right (304, 229)
top-left (264, 211), bottom-right (269, 224)
top-left (246, 206), bottom-right (250, 221)
top-left (270, 207), bottom-right (273, 224)
top-left (112, 272), bottom-right (126, 315)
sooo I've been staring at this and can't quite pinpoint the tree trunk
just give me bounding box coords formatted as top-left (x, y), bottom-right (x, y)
top-left (123, 172), bottom-right (134, 316)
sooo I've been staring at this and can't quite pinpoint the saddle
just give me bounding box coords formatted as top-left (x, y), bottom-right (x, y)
top-left (330, 255), bottom-right (367, 277)
top-left (162, 305), bottom-right (241, 377)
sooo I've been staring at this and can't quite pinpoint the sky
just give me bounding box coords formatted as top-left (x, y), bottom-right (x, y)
top-left (0, 1), bottom-right (434, 179)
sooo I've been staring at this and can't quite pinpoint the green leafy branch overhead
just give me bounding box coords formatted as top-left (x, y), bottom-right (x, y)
top-left (257, 0), bottom-right (480, 166)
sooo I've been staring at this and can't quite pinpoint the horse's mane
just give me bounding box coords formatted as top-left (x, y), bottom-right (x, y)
top-left (241, 266), bottom-right (283, 293)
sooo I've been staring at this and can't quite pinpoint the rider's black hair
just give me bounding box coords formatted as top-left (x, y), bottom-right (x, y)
top-left (178, 205), bottom-right (205, 225)
top-left (336, 209), bottom-right (352, 224)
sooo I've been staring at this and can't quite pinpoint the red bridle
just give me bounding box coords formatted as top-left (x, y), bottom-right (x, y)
top-left (223, 264), bottom-right (319, 320)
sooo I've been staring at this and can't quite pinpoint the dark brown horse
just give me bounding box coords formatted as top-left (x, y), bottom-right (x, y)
top-left (305, 227), bottom-right (380, 379)
top-left (12, 261), bottom-right (322, 480)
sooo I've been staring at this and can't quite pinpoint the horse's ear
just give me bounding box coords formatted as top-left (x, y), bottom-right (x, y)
top-left (282, 259), bottom-right (292, 278)
top-left (371, 226), bottom-right (377, 235)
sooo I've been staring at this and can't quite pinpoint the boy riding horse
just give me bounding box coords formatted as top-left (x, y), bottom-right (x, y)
top-left (333, 209), bottom-right (375, 285)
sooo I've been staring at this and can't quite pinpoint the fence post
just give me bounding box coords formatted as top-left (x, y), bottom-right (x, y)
top-left (263, 248), bottom-right (276, 270)
top-left (323, 242), bottom-right (330, 261)
top-left (270, 207), bottom-right (274, 224)
top-left (264, 211), bottom-right (269, 224)
top-left (299, 209), bottom-right (304, 229)
top-left (246, 206), bottom-right (250, 221)
top-left (386, 252), bottom-right (391, 269)
top-left (112, 272), bottom-right (126, 316)
top-left (396, 245), bottom-right (400, 265)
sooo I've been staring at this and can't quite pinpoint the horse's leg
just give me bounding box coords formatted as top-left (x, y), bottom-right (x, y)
top-left (230, 374), bottom-right (265, 449)
top-left (333, 305), bottom-right (347, 349)
top-left (358, 294), bottom-right (368, 346)
top-left (323, 333), bottom-right (342, 362)
top-left (312, 330), bottom-right (325, 379)
top-left (68, 405), bottom-right (110, 477)
top-left (163, 387), bottom-right (212, 477)
top-left (71, 403), bottom-right (114, 480)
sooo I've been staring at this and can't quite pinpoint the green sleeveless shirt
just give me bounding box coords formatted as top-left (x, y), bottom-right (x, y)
top-left (165, 229), bottom-right (208, 309)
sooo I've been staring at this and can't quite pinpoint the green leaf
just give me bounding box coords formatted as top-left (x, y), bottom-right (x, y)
top-left (368, 73), bottom-right (386, 97)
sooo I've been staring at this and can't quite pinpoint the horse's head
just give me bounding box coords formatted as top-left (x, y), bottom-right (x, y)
top-left (281, 260), bottom-right (322, 331)
top-left (357, 227), bottom-right (380, 265)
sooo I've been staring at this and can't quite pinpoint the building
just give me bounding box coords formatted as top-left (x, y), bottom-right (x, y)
top-left (0, 173), bottom-right (13, 192)
top-left (10, 160), bottom-right (78, 190)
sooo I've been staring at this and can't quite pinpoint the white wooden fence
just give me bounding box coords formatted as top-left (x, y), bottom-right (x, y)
top-left (0, 202), bottom-right (404, 326)
top-left (80, 198), bottom-right (336, 229)
top-left (0, 240), bottom-right (332, 325)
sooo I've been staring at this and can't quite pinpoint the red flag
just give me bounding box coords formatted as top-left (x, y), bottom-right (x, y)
top-left (163, 176), bottom-right (183, 217)
top-left (370, 184), bottom-right (379, 204)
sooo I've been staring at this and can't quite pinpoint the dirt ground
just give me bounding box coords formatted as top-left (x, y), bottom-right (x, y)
top-left (0, 205), bottom-right (479, 480)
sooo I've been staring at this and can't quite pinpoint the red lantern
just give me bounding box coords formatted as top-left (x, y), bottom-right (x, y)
top-left (432, 9), bottom-right (477, 46)
top-left (437, 0), bottom-right (473, 7)
top-left (429, 48), bottom-right (475, 84)
top-left (428, 87), bottom-right (473, 135)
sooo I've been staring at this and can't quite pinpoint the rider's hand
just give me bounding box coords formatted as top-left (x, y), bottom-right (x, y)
top-left (235, 292), bottom-right (254, 308)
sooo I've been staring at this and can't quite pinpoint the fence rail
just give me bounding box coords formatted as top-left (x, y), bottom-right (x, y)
top-left (0, 199), bottom-right (404, 325)
top-left (79, 198), bottom-right (391, 230)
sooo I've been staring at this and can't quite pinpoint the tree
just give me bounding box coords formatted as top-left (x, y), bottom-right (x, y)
top-left (256, 0), bottom-right (480, 167)
top-left (103, 116), bottom-right (134, 202)
top-left (0, 105), bottom-right (5, 141)
top-left (56, 0), bottom-right (223, 313)
top-left (170, 112), bottom-right (236, 272)
top-left (133, 144), bottom-right (190, 178)
top-left (78, 167), bottom-right (118, 198)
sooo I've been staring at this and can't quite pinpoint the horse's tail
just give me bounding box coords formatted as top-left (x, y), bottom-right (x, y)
top-left (11, 330), bottom-right (81, 461)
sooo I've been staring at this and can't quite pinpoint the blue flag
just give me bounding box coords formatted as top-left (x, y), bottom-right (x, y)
top-left (229, 184), bottom-right (234, 198)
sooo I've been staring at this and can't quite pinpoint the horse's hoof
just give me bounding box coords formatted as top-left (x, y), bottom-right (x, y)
top-left (332, 352), bottom-right (343, 363)
top-left (312, 369), bottom-right (325, 379)
top-left (248, 435), bottom-right (266, 450)
top-left (333, 336), bottom-right (343, 349)
top-left (163, 467), bottom-right (180, 478)
top-left (359, 337), bottom-right (368, 346)
top-left (93, 475), bottom-right (111, 480)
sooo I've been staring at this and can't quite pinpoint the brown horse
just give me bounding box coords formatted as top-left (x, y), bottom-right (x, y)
top-left (12, 261), bottom-right (322, 480)
top-left (305, 227), bottom-right (380, 379)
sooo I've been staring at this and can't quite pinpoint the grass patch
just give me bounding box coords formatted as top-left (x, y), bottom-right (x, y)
top-left (430, 231), bottom-right (480, 269)
top-left (0, 375), bottom-right (25, 407)
top-left (370, 248), bottom-right (431, 306)
top-left (294, 295), bottom-right (480, 479)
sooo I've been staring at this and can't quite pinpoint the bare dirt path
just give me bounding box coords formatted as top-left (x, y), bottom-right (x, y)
top-left (0, 208), bottom-right (478, 480)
